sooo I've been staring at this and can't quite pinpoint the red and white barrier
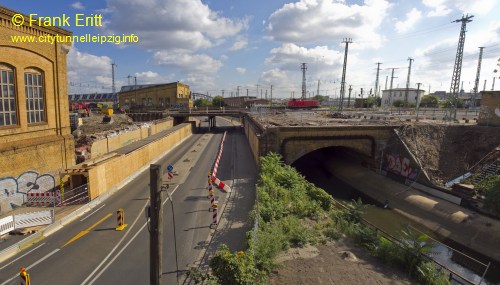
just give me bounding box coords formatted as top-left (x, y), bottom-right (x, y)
top-left (211, 131), bottom-right (231, 193)
top-left (209, 189), bottom-right (218, 212)
top-left (27, 191), bottom-right (61, 206)
top-left (211, 206), bottom-right (218, 227)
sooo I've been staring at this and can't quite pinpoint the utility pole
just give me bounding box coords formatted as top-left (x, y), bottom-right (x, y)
top-left (339, 38), bottom-right (352, 111)
top-left (127, 75), bottom-right (132, 85)
top-left (347, 85), bottom-right (352, 107)
top-left (388, 68), bottom-right (398, 106)
top-left (448, 14), bottom-right (474, 121)
top-left (237, 86), bottom-right (240, 97)
top-left (317, 80), bottom-right (320, 97)
top-left (246, 88), bottom-right (249, 98)
top-left (492, 77), bottom-right (496, 90)
top-left (149, 164), bottom-right (163, 285)
top-left (385, 76), bottom-right (388, 90)
top-left (256, 84), bottom-right (260, 98)
top-left (472, 47), bottom-right (484, 108)
top-left (301, 63), bottom-right (307, 99)
top-left (111, 63), bottom-right (116, 94)
top-left (375, 62), bottom-right (382, 98)
top-left (270, 85), bottom-right (273, 108)
top-left (416, 82), bottom-right (422, 122)
top-left (483, 80), bottom-right (487, 91)
top-left (405, 57), bottom-right (414, 107)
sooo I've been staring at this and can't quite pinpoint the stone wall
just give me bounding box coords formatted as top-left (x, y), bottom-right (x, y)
top-left (478, 91), bottom-right (500, 127)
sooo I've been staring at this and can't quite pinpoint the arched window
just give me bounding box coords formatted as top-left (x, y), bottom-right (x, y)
top-left (0, 63), bottom-right (17, 127)
top-left (24, 68), bottom-right (45, 124)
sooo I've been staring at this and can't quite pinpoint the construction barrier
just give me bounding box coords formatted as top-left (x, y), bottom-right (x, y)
top-left (0, 216), bottom-right (15, 236)
top-left (210, 131), bottom-right (231, 193)
top-left (211, 206), bottom-right (218, 227)
top-left (116, 208), bottom-right (127, 231)
top-left (14, 210), bottom-right (54, 229)
top-left (20, 267), bottom-right (30, 285)
top-left (209, 189), bottom-right (218, 212)
top-left (27, 191), bottom-right (61, 206)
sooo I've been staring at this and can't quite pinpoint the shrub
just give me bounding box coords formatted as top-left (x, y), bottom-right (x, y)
top-left (210, 244), bottom-right (265, 285)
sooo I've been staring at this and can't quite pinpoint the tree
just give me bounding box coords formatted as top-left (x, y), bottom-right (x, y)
top-left (194, 98), bottom-right (211, 107)
top-left (477, 175), bottom-right (500, 217)
top-left (393, 99), bottom-right (405, 107)
top-left (366, 96), bottom-right (381, 107)
top-left (212, 96), bottom-right (225, 108)
top-left (311, 95), bottom-right (329, 104)
top-left (419, 95), bottom-right (439, 107)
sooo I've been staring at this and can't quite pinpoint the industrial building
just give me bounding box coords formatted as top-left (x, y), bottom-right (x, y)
top-left (118, 82), bottom-right (192, 110)
top-left (381, 88), bottom-right (425, 107)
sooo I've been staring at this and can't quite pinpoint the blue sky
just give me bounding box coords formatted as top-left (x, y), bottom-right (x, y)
top-left (3, 0), bottom-right (500, 98)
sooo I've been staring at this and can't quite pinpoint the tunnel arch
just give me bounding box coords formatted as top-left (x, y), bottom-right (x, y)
top-left (281, 135), bottom-right (376, 165)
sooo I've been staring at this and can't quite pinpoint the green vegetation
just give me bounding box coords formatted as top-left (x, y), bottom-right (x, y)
top-left (476, 175), bottom-right (500, 217)
top-left (212, 96), bottom-right (225, 108)
top-left (191, 153), bottom-right (449, 285)
top-left (366, 96), bottom-right (381, 107)
top-left (420, 95), bottom-right (439, 108)
top-left (393, 99), bottom-right (405, 107)
top-left (193, 96), bottom-right (225, 108)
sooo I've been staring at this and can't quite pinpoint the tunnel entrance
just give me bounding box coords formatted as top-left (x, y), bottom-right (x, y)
top-left (291, 146), bottom-right (375, 202)
top-left (291, 146), bottom-right (500, 284)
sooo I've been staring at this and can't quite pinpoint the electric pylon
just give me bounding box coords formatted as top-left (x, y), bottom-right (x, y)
top-left (448, 14), bottom-right (473, 120)
top-left (301, 63), bottom-right (307, 99)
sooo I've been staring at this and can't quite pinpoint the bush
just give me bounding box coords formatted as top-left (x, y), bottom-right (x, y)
top-left (477, 175), bottom-right (500, 216)
top-left (210, 244), bottom-right (265, 285)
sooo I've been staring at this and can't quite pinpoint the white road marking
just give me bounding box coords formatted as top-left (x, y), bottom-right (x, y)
top-left (0, 243), bottom-right (45, 271)
top-left (80, 204), bottom-right (106, 222)
top-left (81, 185), bottom-right (179, 285)
top-left (0, 248), bottom-right (59, 285)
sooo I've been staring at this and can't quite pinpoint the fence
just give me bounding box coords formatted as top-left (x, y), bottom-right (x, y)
top-left (57, 184), bottom-right (90, 206)
top-left (0, 210), bottom-right (54, 235)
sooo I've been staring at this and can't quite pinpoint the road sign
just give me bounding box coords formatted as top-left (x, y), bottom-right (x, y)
top-left (166, 164), bottom-right (174, 172)
top-left (167, 172), bottom-right (173, 179)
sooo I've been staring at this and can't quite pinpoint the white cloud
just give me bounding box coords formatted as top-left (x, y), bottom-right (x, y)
top-left (259, 68), bottom-right (290, 88)
top-left (133, 71), bottom-right (175, 84)
top-left (103, 0), bottom-right (247, 51)
top-left (395, 8), bottom-right (422, 33)
top-left (153, 50), bottom-right (223, 90)
top-left (422, 0), bottom-right (496, 16)
top-left (67, 47), bottom-right (113, 93)
top-left (267, 0), bottom-right (391, 49)
top-left (265, 43), bottom-right (343, 75)
top-left (71, 2), bottom-right (85, 10)
top-left (229, 36), bottom-right (248, 51)
top-left (153, 51), bottom-right (223, 73)
top-left (236, 67), bottom-right (246, 74)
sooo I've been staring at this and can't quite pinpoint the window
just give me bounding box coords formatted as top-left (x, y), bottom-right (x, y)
top-left (147, 97), bottom-right (152, 106)
top-left (24, 70), bottom-right (45, 124)
top-left (0, 65), bottom-right (17, 127)
top-left (159, 98), bottom-right (164, 107)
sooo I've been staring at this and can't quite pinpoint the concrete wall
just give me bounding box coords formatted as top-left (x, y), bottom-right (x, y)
top-left (242, 116), bottom-right (264, 167)
top-left (90, 119), bottom-right (174, 158)
top-left (478, 91), bottom-right (500, 127)
top-left (87, 123), bottom-right (192, 199)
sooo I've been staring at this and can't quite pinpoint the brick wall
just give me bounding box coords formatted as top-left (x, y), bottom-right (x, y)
top-left (0, 6), bottom-right (75, 178)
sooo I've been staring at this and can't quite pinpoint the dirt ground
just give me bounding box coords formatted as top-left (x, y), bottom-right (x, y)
top-left (268, 239), bottom-right (412, 285)
top-left (399, 123), bottom-right (499, 186)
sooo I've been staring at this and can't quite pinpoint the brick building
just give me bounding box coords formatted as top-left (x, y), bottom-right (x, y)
top-left (0, 5), bottom-right (75, 213)
top-left (118, 82), bottom-right (192, 110)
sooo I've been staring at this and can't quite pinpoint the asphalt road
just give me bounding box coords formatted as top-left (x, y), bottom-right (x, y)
top-left (0, 118), bottom-right (256, 285)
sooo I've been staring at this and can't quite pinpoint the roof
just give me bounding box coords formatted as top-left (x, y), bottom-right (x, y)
top-left (119, 82), bottom-right (188, 93)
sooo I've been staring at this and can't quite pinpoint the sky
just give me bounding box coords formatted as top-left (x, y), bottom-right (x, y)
top-left (3, 0), bottom-right (500, 99)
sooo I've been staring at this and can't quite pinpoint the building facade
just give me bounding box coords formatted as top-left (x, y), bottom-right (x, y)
top-left (118, 82), bottom-right (192, 110)
top-left (0, 6), bottom-right (75, 213)
top-left (381, 88), bottom-right (425, 107)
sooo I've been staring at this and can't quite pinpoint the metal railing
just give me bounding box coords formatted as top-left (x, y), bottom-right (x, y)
top-left (57, 184), bottom-right (90, 206)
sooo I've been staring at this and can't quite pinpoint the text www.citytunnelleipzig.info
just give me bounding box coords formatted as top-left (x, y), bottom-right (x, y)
top-left (10, 33), bottom-right (139, 45)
